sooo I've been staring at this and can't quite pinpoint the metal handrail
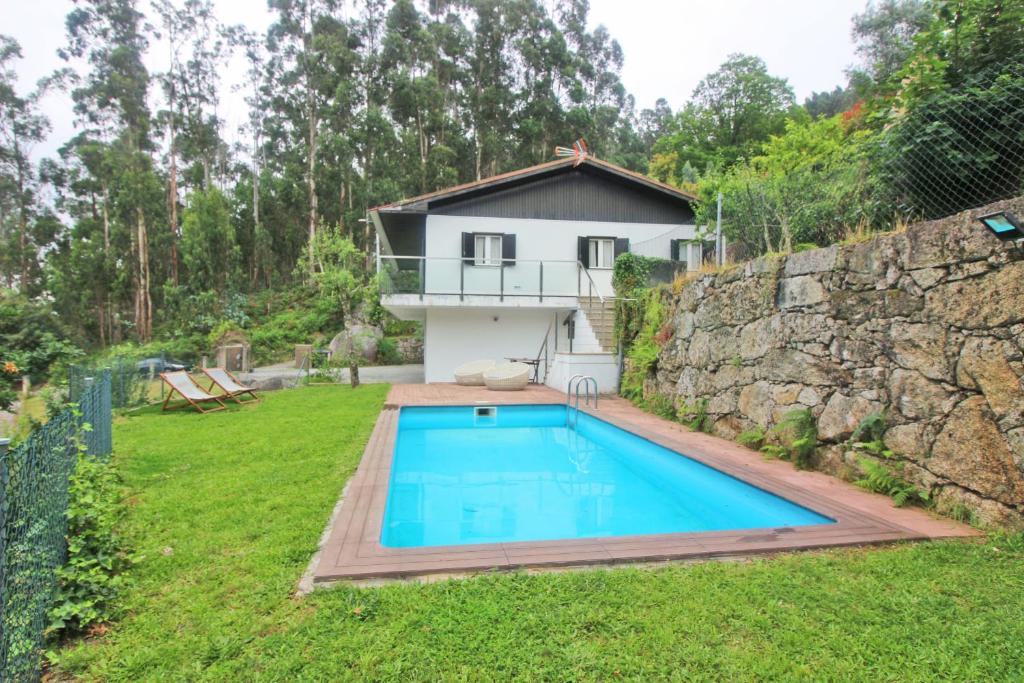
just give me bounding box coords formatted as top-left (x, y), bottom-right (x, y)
top-left (576, 261), bottom-right (605, 303)
top-left (566, 374), bottom-right (598, 429)
top-left (377, 255), bottom-right (612, 302)
top-left (379, 255), bottom-right (579, 263)
top-left (534, 319), bottom-right (554, 384)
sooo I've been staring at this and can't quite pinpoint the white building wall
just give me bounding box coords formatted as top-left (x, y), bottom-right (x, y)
top-left (423, 307), bottom-right (563, 383)
top-left (546, 352), bottom-right (620, 395)
top-left (424, 215), bottom-right (699, 298)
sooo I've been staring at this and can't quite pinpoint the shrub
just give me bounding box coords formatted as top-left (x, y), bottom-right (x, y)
top-left (47, 434), bottom-right (133, 636)
top-left (1, 358), bottom-right (19, 411)
top-left (376, 338), bottom-right (403, 365)
top-left (612, 252), bottom-right (656, 293)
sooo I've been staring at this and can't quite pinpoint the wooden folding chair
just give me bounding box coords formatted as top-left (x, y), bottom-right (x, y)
top-left (202, 367), bottom-right (261, 404)
top-left (160, 371), bottom-right (227, 413)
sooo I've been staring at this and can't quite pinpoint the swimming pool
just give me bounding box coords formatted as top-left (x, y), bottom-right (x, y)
top-left (382, 405), bottom-right (833, 548)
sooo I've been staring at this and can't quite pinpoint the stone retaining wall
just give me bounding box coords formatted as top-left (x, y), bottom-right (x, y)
top-left (645, 197), bottom-right (1024, 527)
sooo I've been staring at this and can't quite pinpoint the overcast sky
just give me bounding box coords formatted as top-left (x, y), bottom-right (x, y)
top-left (4, 0), bottom-right (866, 162)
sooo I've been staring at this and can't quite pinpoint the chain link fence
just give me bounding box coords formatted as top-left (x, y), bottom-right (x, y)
top-left (711, 63), bottom-right (1024, 259)
top-left (69, 358), bottom-right (150, 410)
top-left (1, 372), bottom-right (112, 683)
top-left (876, 64), bottom-right (1024, 221)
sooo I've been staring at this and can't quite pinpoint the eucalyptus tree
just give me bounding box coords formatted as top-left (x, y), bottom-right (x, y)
top-left (382, 0), bottom-right (469, 193)
top-left (153, 0), bottom-right (231, 284)
top-left (850, 0), bottom-right (931, 86)
top-left (506, 0), bottom-right (571, 167)
top-left (267, 0), bottom-right (343, 275)
top-left (0, 36), bottom-right (53, 294)
top-left (465, 0), bottom-right (517, 180)
top-left (59, 0), bottom-right (164, 341)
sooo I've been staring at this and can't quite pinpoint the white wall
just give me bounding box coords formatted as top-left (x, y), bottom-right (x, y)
top-left (545, 352), bottom-right (620, 395)
top-left (424, 215), bottom-right (699, 298)
top-left (424, 307), bottom-right (564, 383)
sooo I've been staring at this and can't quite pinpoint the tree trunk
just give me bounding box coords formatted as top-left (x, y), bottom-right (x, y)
top-left (16, 149), bottom-right (29, 287)
top-left (134, 207), bottom-right (152, 342)
top-left (101, 183), bottom-right (111, 251)
top-left (168, 129), bottom-right (180, 286)
top-left (252, 146), bottom-right (261, 287)
top-left (307, 98), bottom-right (318, 275)
top-left (96, 293), bottom-right (107, 347)
top-left (305, 2), bottom-right (318, 276)
top-left (349, 363), bottom-right (359, 388)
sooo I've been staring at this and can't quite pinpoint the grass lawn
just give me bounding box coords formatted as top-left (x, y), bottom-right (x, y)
top-left (54, 386), bottom-right (1024, 681)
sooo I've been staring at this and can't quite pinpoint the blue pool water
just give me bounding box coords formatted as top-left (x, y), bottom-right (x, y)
top-left (381, 405), bottom-right (833, 548)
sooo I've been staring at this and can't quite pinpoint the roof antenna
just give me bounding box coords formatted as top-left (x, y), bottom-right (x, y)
top-left (554, 138), bottom-right (589, 166)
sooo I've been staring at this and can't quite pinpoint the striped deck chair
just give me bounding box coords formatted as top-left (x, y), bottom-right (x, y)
top-left (202, 367), bottom-right (260, 404)
top-left (160, 371), bottom-right (227, 413)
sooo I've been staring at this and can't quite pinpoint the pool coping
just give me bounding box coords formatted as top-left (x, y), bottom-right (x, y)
top-left (311, 388), bottom-right (974, 583)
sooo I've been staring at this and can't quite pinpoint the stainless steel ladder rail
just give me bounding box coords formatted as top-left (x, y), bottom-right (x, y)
top-left (566, 374), bottom-right (598, 429)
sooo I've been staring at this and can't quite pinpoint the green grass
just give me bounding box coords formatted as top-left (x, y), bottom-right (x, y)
top-left (55, 386), bottom-right (1024, 681)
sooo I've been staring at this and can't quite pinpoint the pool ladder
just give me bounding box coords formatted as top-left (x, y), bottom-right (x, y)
top-left (566, 374), bottom-right (598, 429)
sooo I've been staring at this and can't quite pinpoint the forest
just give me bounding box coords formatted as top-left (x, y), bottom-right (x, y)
top-left (1, 0), bottom-right (1023, 402)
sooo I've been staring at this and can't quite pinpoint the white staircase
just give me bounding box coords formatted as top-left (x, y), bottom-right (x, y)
top-left (576, 297), bottom-right (617, 353)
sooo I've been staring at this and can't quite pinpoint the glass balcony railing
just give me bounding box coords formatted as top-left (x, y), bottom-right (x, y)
top-left (378, 256), bottom-right (600, 301)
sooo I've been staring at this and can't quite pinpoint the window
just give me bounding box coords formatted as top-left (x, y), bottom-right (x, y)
top-left (474, 233), bottom-right (502, 266)
top-left (588, 238), bottom-right (614, 269)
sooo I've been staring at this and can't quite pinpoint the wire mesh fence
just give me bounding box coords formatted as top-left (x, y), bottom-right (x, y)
top-left (0, 372), bottom-right (112, 683)
top-left (712, 63), bottom-right (1024, 258)
top-left (69, 358), bottom-right (150, 410)
top-left (876, 64), bottom-right (1024, 221)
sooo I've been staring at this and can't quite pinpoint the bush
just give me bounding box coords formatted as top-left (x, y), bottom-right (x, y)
top-left (47, 444), bottom-right (133, 636)
top-left (1, 358), bottom-right (19, 411)
top-left (376, 338), bottom-right (403, 365)
top-left (0, 290), bottom-right (82, 384)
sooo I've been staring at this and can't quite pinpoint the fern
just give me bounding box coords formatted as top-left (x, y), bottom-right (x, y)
top-left (737, 428), bottom-right (765, 449)
top-left (856, 458), bottom-right (929, 507)
top-left (764, 409), bottom-right (818, 469)
top-left (760, 444), bottom-right (787, 459)
top-left (851, 409), bottom-right (887, 444)
top-left (678, 398), bottom-right (713, 433)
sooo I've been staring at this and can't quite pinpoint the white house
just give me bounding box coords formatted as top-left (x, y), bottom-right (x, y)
top-left (370, 156), bottom-right (711, 392)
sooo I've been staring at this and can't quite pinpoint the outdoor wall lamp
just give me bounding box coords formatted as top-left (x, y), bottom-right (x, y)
top-left (978, 211), bottom-right (1023, 240)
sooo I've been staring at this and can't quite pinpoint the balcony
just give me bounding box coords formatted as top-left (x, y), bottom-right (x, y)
top-left (378, 256), bottom-right (606, 310)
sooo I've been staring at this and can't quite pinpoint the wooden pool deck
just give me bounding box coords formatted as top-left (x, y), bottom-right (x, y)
top-left (310, 384), bottom-right (976, 583)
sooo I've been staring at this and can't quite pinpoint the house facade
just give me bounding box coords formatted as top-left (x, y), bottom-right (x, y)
top-left (371, 156), bottom-right (711, 391)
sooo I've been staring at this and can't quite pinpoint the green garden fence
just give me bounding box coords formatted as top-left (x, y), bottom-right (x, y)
top-left (0, 372), bottom-right (112, 683)
top-left (69, 357), bottom-right (149, 410)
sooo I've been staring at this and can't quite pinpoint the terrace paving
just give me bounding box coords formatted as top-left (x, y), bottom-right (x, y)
top-left (311, 384), bottom-right (977, 583)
